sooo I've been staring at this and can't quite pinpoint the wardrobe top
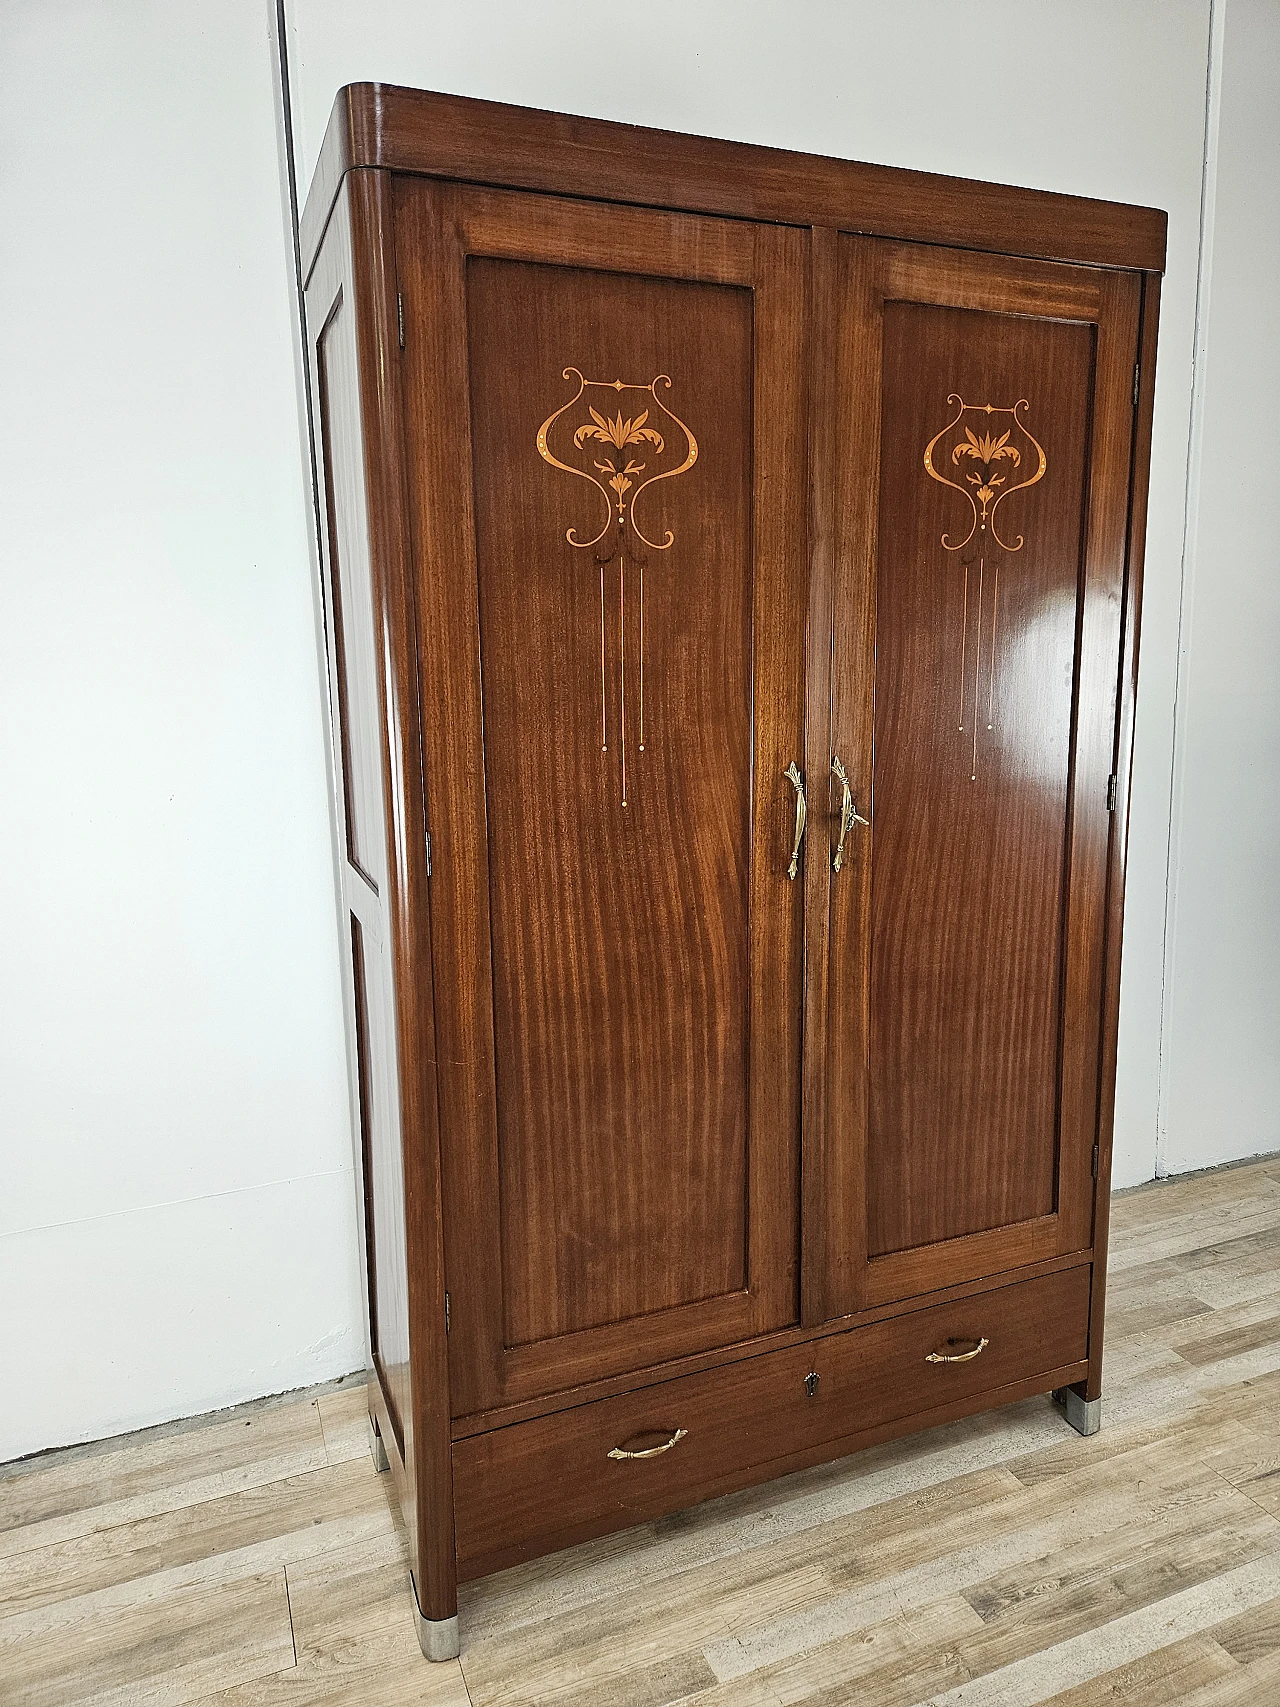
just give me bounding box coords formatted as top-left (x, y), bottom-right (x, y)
top-left (300, 82), bottom-right (1167, 282)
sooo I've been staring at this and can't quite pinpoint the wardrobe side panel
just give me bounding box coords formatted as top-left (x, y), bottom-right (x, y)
top-left (306, 185), bottom-right (412, 1452)
top-left (1084, 270), bottom-right (1163, 1404)
top-left (315, 297), bottom-right (387, 893)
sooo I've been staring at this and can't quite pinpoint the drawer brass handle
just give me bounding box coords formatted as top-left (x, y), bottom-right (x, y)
top-left (830, 754), bottom-right (869, 873)
top-left (926, 1337), bottom-right (989, 1364)
top-left (607, 1427), bottom-right (688, 1461)
top-left (784, 762), bottom-right (806, 880)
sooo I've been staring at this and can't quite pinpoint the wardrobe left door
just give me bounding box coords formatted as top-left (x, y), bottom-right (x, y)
top-left (395, 180), bottom-right (809, 1419)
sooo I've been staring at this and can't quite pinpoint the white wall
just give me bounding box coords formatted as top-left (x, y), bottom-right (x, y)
top-left (0, 1), bottom-right (363, 1461)
top-left (2, 0), bottom-right (1272, 1462)
top-left (1159, 0), bottom-right (1280, 1175)
top-left (283, 0), bottom-right (1214, 1194)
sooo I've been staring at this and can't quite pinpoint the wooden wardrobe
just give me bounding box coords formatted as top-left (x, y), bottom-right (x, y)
top-left (300, 84), bottom-right (1164, 1660)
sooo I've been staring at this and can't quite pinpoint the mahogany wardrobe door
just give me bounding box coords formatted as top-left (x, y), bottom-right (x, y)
top-left (814, 237), bottom-right (1141, 1319)
top-left (393, 180), bottom-right (809, 1418)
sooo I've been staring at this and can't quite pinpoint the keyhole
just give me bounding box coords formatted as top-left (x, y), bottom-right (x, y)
top-left (804, 1371), bottom-right (819, 1399)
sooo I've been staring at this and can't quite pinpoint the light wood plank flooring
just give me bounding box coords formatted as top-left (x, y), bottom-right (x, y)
top-left (4, 1156), bottom-right (1279, 1706)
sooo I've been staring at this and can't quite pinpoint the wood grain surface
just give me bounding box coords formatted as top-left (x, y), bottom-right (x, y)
top-left (445, 1249), bottom-right (1092, 1441)
top-left (3, 1157), bottom-right (1277, 1704)
top-left (297, 94), bottom-right (1163, 1638)
top-left (305, 170), bottom-right (459, 1624)
top-left (305, 183), bottom-right (413, 1464)
top-left (451, 1264), bottom-right (1090, 1579)
top-left (868, 297), bottom-right (1096, 1257)
top-left (465, 256), bottom-right (756, 1348)
top-left (298, 85), bottom-right (1168, 282)
top-left (822, 238), bottom-right (1142, 1319)
top-left (394, 180), bottom-right (808, 1417)
top-left (1086, 270), bottom-right (1164, 1405)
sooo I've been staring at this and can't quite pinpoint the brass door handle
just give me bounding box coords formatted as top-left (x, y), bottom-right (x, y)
top-left (831, 755), bottom-right (869, 873)
top-left (926, 1337), bottom-right (989, 1364)
top-left (785, 762), bottom-right (806, 880)
top-left (607, 1427), bottom-right (688, 1461)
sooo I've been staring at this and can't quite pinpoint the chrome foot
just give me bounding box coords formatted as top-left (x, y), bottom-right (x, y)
top-left (412, 1573), bottom-right (460, 1661)
top-left (1053, 1387), bottom-right (1101, 1437)
top-left (369, 1414), bottom-right (390, 1473)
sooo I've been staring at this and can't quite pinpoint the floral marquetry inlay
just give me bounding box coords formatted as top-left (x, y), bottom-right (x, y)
top-left (921, 395), bottom-right (1050, 783)
top-left (536, 370), bottom-right (700, 805)
top-left (923, 396), bottom-right (1046, 555)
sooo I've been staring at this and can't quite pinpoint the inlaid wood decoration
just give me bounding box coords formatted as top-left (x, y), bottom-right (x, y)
top-left (866, 300), bottom-right (1093, 1262)
top-left (820, 237), bottom-right (1142, 1342)
top-left (422, 214), bottom-right (807, 1422)
top-left (922, 397), bottom-right (1048, 781)
top-left (301, 85), bottom-right (1159, 1653)
top-left (465, 257), bottom-right (756, 1360)
top-left (536, 369), bottom-right (699, 803)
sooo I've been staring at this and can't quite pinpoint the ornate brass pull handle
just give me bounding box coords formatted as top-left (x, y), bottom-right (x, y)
top-left (830, 755), bottom-right (870, 874)
top-left (785, 762), bottom-right (807, 881)
top-left (607, 1427), bottom-right (688, 1461)
top-left (926, 1337), bottom-right (990, 1365)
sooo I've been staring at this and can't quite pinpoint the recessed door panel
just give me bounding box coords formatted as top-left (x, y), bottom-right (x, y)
top-left (396, 182), bottom-right (808, 1414)
top-left (466, 257), bottom-right (754, 1346)
top-left (820, 238), bottom-right (1140, 1316)
top-left (869, 300), bottom-right (1095, 1257)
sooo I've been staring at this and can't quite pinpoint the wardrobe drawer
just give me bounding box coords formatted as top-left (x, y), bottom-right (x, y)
top-left (452, 1262), bottom-right (1091, 1578)
top-left (453, 1335), bottom-right (825, 1578)
top-left (816, 1261), bottom-right (1092, 1436)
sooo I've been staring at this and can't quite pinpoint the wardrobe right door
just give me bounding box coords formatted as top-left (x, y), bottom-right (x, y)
top-left (819, 238), bottom-right (1141, 1318)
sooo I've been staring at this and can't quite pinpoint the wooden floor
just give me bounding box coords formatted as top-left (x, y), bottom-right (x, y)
top-left (4, 1158), bottom-right (1280, 1706)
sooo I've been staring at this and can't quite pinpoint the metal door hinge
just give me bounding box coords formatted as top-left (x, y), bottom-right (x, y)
top-left (1092, 1142), bottom-right (1100, 1181)
top-left (1106, 774), bottom-right (1118, 812)
top-left (1133, 362), bottom-right (1140, 408)
top-left (425, 830), bottom-right (432, 877)
top-left (397, 292), bottom-right (405, 350)
top-left (444, 1291), bottom-right (450, 1334)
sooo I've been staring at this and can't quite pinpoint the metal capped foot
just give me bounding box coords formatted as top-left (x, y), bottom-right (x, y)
top-left (411, 1572), bottom-right (460, 1661)
top-left (1053, 1387), bottom-right (1102, 1437)
top-left (368, 1414), bottom-right (390, 1473)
